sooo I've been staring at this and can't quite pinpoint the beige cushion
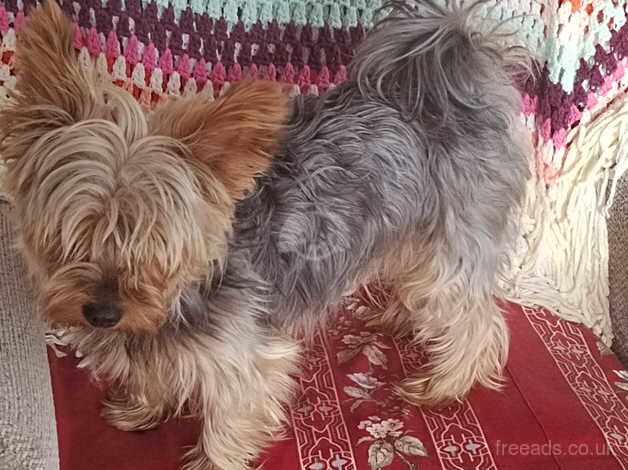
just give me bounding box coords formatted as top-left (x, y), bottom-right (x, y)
top-left (0, 198), bottom-right (59, 470)
top-left (608, 174), bottom-right (628, 366)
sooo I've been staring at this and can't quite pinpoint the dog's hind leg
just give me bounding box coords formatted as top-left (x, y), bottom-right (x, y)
top-left (375, 239), bottom-right (509, 407)
top-left (361, 241), bottom-right (436, 338)
top-left (395, 284), bottom-right (508, 407)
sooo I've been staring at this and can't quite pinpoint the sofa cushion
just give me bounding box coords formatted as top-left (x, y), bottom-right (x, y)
top-left (0, 199), bottom-right (59, 470)
top-left (608, 172), bottom-right (628, 366)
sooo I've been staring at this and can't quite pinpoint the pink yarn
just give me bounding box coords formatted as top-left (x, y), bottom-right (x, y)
top-left (124, 35), bottom-right (140, 65)
top-left (567, 104), bottom-right (582, 126)
top-left (73, 23), bottom-right (84, 50)
top-left (317, 66), bottom-right (330, 91)
top-left (159, 49), bottom-right (174, 74)
top-left (177, 54), bottom-right (191, 80)
top-left (600, 75), bottom-right (614, 94)
top-left (86, 27), bottom-right (101, 57)
top-left (247, 63), bottom-right (259, 79)
top-left (264, 63), bottom-right (277, 81)
top-left (105, 30), bottom-right (121, 60)
top-left (0, 7), bottom-right (10, 34)
top-left (193, 58), bottom-right (207, 84)
top-left (211, 61), bottom-right (226, 87)
top-left (552, 128), bottom-right (567, 148)
top-left (522, 94), bottom-right (538, 114)
top-left (142, 42), bottom-right (158, 71)
top-left (614, 61), bottom-right (625, 81)
top-left (228, 63), bottom-right (242, 82)
top-left (297, 65), bottom-right (311, 91)
top-left (280, 62), bottom-right (295, 84)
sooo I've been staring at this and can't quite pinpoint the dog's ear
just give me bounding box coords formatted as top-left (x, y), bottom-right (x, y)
top-left (150, 80), bottom-right (288, 200)
top-left (0, 1), bottom-right (96, 146)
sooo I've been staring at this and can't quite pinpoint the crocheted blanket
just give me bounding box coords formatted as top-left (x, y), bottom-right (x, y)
top-left (1, 0), bottom-right (627, 344)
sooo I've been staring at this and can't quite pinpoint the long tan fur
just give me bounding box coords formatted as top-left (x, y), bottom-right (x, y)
top-left (1, 3), bottom-right (295, 469)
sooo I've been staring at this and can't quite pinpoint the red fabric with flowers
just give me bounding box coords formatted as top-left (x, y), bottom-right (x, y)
top-left (49, 300), bottom-right (628, 470)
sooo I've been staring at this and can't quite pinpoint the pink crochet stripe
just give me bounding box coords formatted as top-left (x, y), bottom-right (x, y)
top-left (71, 28), bottom-right (348, 97)
top-left (518, 18), bottom-right (628, 148)
top-left (522, 57), bottom-right (627, 149)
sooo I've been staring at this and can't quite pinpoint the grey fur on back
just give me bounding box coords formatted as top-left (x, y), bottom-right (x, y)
top-left (224, 0), bottom-right (531, 329)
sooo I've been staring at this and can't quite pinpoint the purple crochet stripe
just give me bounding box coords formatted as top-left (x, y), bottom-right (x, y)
top-left (61, 0), bottom-right (365, 74)
top-left (520, 19), bottom-right (628, 139)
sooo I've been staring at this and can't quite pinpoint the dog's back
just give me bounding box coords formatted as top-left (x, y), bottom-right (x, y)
top-left (232, 0), bottom-right (532, 338)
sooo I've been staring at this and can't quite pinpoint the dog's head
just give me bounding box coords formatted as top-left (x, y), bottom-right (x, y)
top-left (0, 1), bottom-right (287, 333)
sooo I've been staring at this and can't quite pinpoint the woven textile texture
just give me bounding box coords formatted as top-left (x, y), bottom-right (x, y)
top-left (608, 172), bottom-right (628, 366)
top-left (0, 2), bottom-right (627, 338)
top-left (0, 198), bottom-right (59, 470)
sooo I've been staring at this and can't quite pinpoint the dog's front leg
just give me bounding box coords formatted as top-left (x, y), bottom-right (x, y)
top-left (180, 331), bottom-right (300, 470)
top-left (102, 385), bottom-right (175, 432)
top-left (54, 329), bottom-right (178, 432)
top-left (82, 322), bottom-right (299, 470)
top-left (99, 337), bottom-right (179, 431)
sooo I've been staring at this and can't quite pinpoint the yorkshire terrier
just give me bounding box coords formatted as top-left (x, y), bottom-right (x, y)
top-left (0, 1), bottom-right (531, 469)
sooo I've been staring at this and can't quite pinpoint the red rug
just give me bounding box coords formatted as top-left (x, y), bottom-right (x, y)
top-left (48, 301), bottom-right (628, 470)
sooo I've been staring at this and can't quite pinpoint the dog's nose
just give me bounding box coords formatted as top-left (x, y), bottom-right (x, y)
top-left (81, 302), bottom-right (122, 328)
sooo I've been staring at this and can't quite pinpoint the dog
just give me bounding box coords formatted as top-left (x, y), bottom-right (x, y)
top-left (0, 1), bottom-right (531, 469)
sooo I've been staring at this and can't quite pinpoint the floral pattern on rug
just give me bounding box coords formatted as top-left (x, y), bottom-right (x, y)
top-left (325, 294), bottom-right (429, 470)
top-left (357, 417), bottom-right (427, 470)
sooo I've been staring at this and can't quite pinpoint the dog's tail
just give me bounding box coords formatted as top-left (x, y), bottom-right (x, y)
top-left (351, 0), bottom-right (531, 124)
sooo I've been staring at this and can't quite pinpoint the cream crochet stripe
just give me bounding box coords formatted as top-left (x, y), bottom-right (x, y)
top-left (504, 92), bottom-right (628, 346)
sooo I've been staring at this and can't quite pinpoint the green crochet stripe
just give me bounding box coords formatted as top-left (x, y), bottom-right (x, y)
top-left (543, 1), bottom-right (626, 92)
top-left (149, 0), bottom-right (384, 28)
top-left (475, 1), bottom-right (626, 93)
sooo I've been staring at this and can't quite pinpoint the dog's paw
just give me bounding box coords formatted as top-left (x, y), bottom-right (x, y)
top-left (101, 394), bottom-right (167, 432)
top-left (181, 454), bottom-right (216, 470)
top-left (361, 308), bottom-right (410, 338)
top-left (182, 450), bottom-right (251, 470)
top-left (394, 374), bottom-right (463, 408)
top-left (358, 296), bottom-right (418, 339)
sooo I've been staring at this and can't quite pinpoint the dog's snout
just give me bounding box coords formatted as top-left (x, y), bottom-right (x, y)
top-left (82, 301), bottom-right (122, 328)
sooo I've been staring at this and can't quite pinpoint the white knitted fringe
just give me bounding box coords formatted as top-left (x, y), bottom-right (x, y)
top-left (504, 93), bottom-right (628, 346)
